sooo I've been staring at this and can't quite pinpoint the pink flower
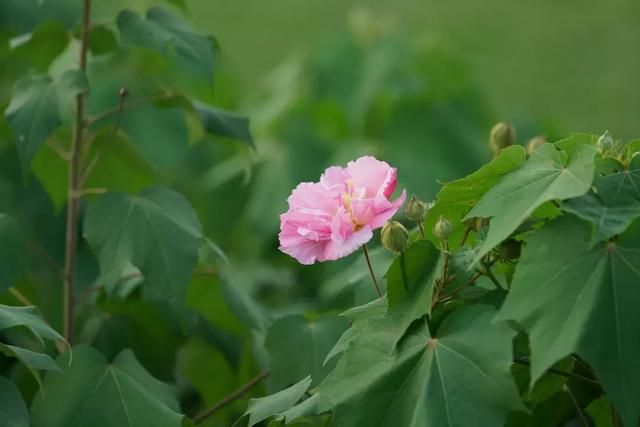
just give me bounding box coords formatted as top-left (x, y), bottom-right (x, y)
top-left (279, 156), bottom-right (406, 264)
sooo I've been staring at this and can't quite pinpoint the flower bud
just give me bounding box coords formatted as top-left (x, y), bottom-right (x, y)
top-left (381, 220), bottom-right (409, 253)
top-left (526, 136), bottom-right (546, 156)
top-left (489, 122), bottom-right (516, 154)
top-left (433, 216), bottom-right (452, 240)
top-left (405, 194), bottom-right (428, 222)
top-left (499, 239), bottom-right (521, 261)
top-left (597, 130), bottom-right (614, 154)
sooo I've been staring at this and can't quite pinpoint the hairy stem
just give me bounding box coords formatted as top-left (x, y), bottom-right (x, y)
top-left (362, 244), bottom-right (382, 297)
top-left (193, 371), bottom-right (270, 424)
top-left (63, 0), bottom-right (91, 344)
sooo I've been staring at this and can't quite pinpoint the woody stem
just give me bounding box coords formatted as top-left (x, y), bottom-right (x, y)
top-left (362, 244), bottom-right (382, 297)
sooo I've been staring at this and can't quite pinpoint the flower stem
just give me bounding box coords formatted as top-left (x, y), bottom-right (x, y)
top-left (417, 221), bottom-right (425, 239)
top-left (362, 244), bottom-right (382, 297)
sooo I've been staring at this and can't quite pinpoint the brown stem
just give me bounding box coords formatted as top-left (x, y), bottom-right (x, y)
top-left (193, 370), bottom-right (270, 424)
top-left (459, 227), bottom-right (472, 247)
top-left (87, 92), bottom-right (174, 125)
top-left (417, 222), bottom-right (425, 239)
top-left (63, 0), bottom-right (91, 344)
top-left (362, 244), bottom-right (382, 297)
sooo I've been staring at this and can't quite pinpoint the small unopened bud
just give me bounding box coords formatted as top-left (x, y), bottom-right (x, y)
top-left (597, 130), bottom-right (614, 154)
top-left (433, 216), bottom-right (452, 240)
top-left (526, 136), bottom-right (546, 156)
top-left (405, 194), bottom-right (428, 222)
top-left (499, 239), bottom-right (521, 261)
top-left (119, 87), bottom-right (129, 98)
top-left (381, 220), bottom-right (409, 253)
top-left (489, 122), bottom-right (516, 154)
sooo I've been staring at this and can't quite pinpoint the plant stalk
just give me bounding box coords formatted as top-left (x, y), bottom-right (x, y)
top-left (362, 244), bottom-right (382, 297)
top-left (63, 0), bottom-right (91, 344)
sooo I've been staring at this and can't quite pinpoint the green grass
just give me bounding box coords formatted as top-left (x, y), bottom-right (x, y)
top-left (187, 0), bottom-right (640, 139)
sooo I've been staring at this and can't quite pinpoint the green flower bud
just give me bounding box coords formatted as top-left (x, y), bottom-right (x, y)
top-left (381, 220), bottom-right (409, 253)
top-left (433, 216), bottom-right (452, 240)
top-left (597, 130), bottom-right (614, 154)
top-left (499, 239), bottom-right (521, 261)
top-left (405, 194), bottom-right (428, 222)
top-left (526, 136), bottom-right (546, 156)
top-left (489, 122), bottom-right (516, 154)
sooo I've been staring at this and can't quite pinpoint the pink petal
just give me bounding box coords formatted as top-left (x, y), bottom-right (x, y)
top-left (287, 182), bottom-right (339, 214)
top-left (369, 190), bottom-right (407, 229)
top-left (345, 156), bottom-right (397, 199)
top-left (320, 166), bottom-right (348, 196)
top-left (323, 226), bottom-right (373, 261)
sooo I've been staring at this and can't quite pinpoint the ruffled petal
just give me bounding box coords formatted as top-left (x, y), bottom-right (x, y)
top-left (323, 225), bottom-right (373, 261)
top-left (345, 156), bottom-right (397, 198)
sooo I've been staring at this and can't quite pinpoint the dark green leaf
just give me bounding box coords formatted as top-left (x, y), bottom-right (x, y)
top-left (4, 70), bottom-right (88, 167)
top-left (0, 214), bottom-right (27, 292)
top-left (318, 305), bottom-right (524, 427)
top-left (116, 7), bottom-right (214, 82)
top-left (244, 376), bottom-right (312, 427)
top-left (266, 315), bottom-right (348, 388)
top-left (192, 100), bottom-right (254, 146)
top-left (496, 215), bottom-right (640, 426)
top-left (30, 345), bottom-right (184, 427)
top-left (0, 343), bottom-right (60, 387)
top-left (0, 304), bottom-right (64, 346)
top-left (0, 376), bottom-right (29, 427)
top-left (87, 26), bottom-right (118, 55)
top-left (466, 141), bottom-right (597, 264)
top-left (83, 186), bottom-right (202, 310)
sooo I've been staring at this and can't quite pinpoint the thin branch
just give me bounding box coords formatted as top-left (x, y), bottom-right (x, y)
top-left (8, 288), bottom-right (33, 306)
top-left (81, 88), bottom-right (128, 186)
top-left (87, 92), bottom-right (174, 125)
top-left (63, 0), bottom-right (91, 344)
top-left (480, 257), bottom-right (505, 290)
top-left (459, 226), bottom-right (472, 247)
top-left (362, 244), bottom-right (382, 297)
top-left (563, 383), bottom-right (589, 427)
top-left (193, 371), bottom-right (270, 425)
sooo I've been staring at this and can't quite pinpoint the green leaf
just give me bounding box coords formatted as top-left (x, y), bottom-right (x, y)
top-left (116, 7), bottom-right (214, 82)
top-left (496, 215), bottom-right (640, 426)
top-left (192, 100), bottom-right (254, 147)
top-left (563, 156), bottom-right (640, 243)
top-left (86, 26), bottom-right (118, 55)
top-left (244, 376), bottom-right (312, 427)
top-left (0, 376), bottom-right (29, 427)
top-left (423, 145), bottom-right (526, 246)
top-left (0, 343), bottom-right (60, 387)
top-left (465, 141), bottom-right (597, 264)
top-left (385, 240), bottom-right (442, 342)
top-left (0, 304), bottom-right (64, 346)
top-left (83, 186), bottom-right (202, 310)
top-left (30, 345), bottom-right (184, 427)
top-left (0, 214), bottom-right (27, 292)
top-left (318, 305), bottom-right (524, 427)
top-left (4, 70), bottom-right (88, 167)
top-left (266, 315), bottom-right (348, 388)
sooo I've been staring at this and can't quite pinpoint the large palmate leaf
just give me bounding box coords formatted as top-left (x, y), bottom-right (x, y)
top-left (244, 376), bottom-right (312, 427)
top-left (117, 7), bottom-right (214, 82)
top-left (0, 214), bottom-right (27, 292)
top-left (563, 155), bottom-right (640, 243)
top-left (465, 141), bottom-right (597, 264)
top-left (318, 305), bottom-right (524, 427)
top-left (265, 314), bottom-right (348, 388)
top-left (496, 215), bottom-right (640, 426)
top-left (30, 345), bottom-right (184, 427)
top-left (0, 376), bottom-right (29, 427)
top-left (84, 186), bottom-right (202, 309)
top-left (423, 145), bottom-right (526, 246)
top-left (4, 70), bottom-right (88, 167)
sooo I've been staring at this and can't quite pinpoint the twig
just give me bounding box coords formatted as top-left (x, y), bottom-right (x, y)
top-left (480, 257), bottom-right (504, 290)
top-left (80, 88), bottom-right (128, 186)
top-left (87, 92), bottom-right (174, 125)
top-left (193, 371), bottom-right (270, 424)
top-left (63, 0), bottom-right (91, 344)
top-left (563, 383), bottom-right (589, 427)
top-left (459, 226), bottom-right (472, 247)
top-left (362, 244), bottom-right (382, 297)
top-left (9, 288), bottom-right (33, 306)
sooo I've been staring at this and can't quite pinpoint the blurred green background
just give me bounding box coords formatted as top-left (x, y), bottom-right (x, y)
top-left (1, 0), bottom-right (639, 425)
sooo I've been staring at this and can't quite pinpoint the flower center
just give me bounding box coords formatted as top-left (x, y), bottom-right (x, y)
top-left (341, 179), bottom-right (364, 231)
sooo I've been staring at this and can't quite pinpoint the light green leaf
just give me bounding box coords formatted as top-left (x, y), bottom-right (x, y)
top-left (563, 156), bottom-right (640, 243)
top-left (83, 186), bottom-right (202, 310)
top-left (0, 304), bottom-right (64, 346)
top-left (116, 7), bottom-right (214, 82)
top-left (0, 214), bottom-right (27, 292)
top-left (266, 315), bottom-right (348, 388)
top-left (192, 100), bottom-right (254, 147)
top-left (465, 142), bottom-right (597, 264)
top-left (30, 345), bottom-right (184, 427)
top-left (423, 145), bottom-right (526, 246)
top-left (0, 376), bottom-right (29, 427)
top-left (496, 215), bottom-right (640, 426)
top-left (4, 70), bottom-right (88, 167)
top-left (318, 305), bottom-right (524, 427)
top-left (244, 376), bottom-right (312, 427)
